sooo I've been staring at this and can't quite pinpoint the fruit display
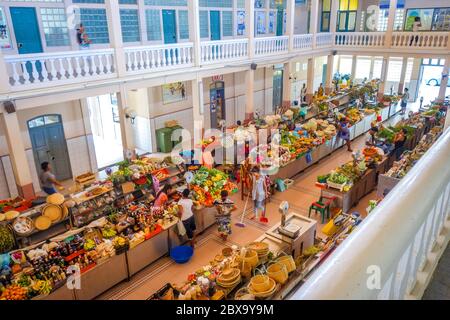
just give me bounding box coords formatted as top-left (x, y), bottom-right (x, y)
top-left (362, 146), bottom-right (383, 163)
top-left (385, 127), bottom-right (442, 179)
top-left (190, 167), bottom-right (237, 206)
top-left (327, 172), bottom-right (350, 185)
top-left (345, 108), bottom-right (364, 124)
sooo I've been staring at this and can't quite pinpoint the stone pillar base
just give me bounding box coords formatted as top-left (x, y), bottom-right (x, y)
top-left (245, 112), bottom-right (254, 120)
top-left (398, 83), bottom-right (405, 95)
top-left (306, 94), bottom-right (313, 104)
top-left (377, 91), bottom-right (385, 102)
top-left (17, 183), bottom-right (35, 200)
top-left (325, 87), bottom-right (333, 95)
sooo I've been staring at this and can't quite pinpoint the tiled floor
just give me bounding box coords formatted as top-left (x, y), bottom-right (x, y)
top-left (422, 243), bottom-right (450, 300)
top-left (97, 130), bottom-right (384, 300)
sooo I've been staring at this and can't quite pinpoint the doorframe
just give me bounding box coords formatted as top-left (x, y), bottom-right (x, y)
top-left (27, 114), bottom-right (73, 181)
top-left (209, 10), bottom-right (221, 41)
top-left (162, 9), bottom-right (178, 44)
top-left (210, 80), bottom-right (226, 129)
top-left (9, 6), bottom-right (44, 54)
top-left (273, 67), bottom-right (284, 111)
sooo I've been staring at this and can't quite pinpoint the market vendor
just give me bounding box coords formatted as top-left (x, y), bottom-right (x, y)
top-left (39, 162), bottom-right (64, 195)
top-left (178, 189), bottom-right (197, 248)
top-left (213, 190), bottom-right (237, 241)
top-left (365, 127), bottom-right (379, 146)
top-left (393, 128), bottom-right (407, 160)
top-left (250, 167), bottom-right (268, 222)
top-left (154, 184), bottom-right (172, 208)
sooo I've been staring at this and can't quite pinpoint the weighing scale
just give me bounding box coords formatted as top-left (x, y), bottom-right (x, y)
top-left (277, 201), bottom-right (301, 239)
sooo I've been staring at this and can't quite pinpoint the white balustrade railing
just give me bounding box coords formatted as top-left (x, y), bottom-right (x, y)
top-left (124, 42), bottom-right (193, 74)
top-left (290, 128), bottom-right (450, 300)
top-left (315, 32), bottom-right (334, 48)
top-left (392, 32), bottom-right (449, 49)
top-left (293, 34), bottom-right (313, 50)
top-left (254, 36), bottom-right (289, 56)
top-left (5, 49), bottom-right (115, 89)
top-left (335, 32), bottom-right (386, 47)
top-left (200, 39), bottom-right (249, 64)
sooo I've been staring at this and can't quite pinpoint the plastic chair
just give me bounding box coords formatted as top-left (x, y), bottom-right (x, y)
top-left (308, 201), bottom-right (330, 224)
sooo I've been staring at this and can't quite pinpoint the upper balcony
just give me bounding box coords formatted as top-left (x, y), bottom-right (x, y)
top-left (2, 30), bottom-right (448, 94)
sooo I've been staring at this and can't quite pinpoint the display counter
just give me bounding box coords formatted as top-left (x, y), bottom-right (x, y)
top-left (126, 230), bottom-right (169, 276)
top-left (321, 159), bottom-right (386, 212)
top-left (75, 252), bottom-right (129, 300)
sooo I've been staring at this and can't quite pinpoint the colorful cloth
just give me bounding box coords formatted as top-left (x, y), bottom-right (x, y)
top-left (216, 215), bottom-right (232, 236)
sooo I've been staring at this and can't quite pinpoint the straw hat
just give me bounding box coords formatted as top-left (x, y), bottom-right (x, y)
top-left (46, 193), bottom-right (65, 205)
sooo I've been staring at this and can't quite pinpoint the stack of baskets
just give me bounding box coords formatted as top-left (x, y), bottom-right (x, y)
top-left (247, 274), bottom-right (277, 298)
top-left (247, 242), bottom-right (269, 262)
top-left (216, 268), bottom-right (242, 289)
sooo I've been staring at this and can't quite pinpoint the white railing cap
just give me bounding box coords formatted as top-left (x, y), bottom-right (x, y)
top-left (201, 38), bottom-right (249, 45)
top-left (124, 42), bottom-right (194, 52)
top-left (4, 48), bottom-right (115, 62)
top-left (290, 127), bottom-right (450, 300)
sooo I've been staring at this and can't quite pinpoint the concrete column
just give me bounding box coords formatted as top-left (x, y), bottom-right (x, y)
top-left (116, 87), bottom-right (136, 159)
top-left (306, 57), bottom-right (315, 103)
top-left (245, 69), bottom-right (255, 119)
top-left (0, 111), bottom-right (34, 199)
top-left (63, 0), bottom-right (80, 50)
top-left (286, 0), bottom-right (296, 52)
top-left (369, 56), bottom-right (375, 80)
top-left (106, 0), bottom-right (126, 77)
top-left (79, 99), bottom-right (98, 172)
top-left (385, 0), bottom-right (398, 48)
top-left (378, 56), bottom-right (389, 100)
top-left (325, 54), bottom-right (335, 94)
top-left (246, 0), bottom-right (255, 59)
top-left (188, 0), bottom-right (201, 66)
top-left (191, 77), bottom-right (204, 124)
top-left (329, 0), bottom-right (339, 34)
top-left (283, 62), bottom-right (293, 107)
top-left (351, 55), bottom-right (357, 81)
top-left (398, 57), bottom-right (409, 94)
top-left (437, 58), bottom-right (450, 103)
top-left (137, 0), bottom-right (148, 45)
top-left (310, 0), bottom-right (319, 48)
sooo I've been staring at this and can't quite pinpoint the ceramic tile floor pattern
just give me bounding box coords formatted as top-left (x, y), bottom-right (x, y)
top-left (97, 131), bottom-right (383, 300)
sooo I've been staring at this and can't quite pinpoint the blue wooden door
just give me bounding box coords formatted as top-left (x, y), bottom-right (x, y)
top-left (10, 7), bottom-right (42, 54)
top-left (276, 10), bottom-right (284, 36)
top-left (162, 10), bottom-right (177, 44)
top-left (29, 116), bottom-right (72, 181)
top-left (210, 11), bottom-right (221, 41)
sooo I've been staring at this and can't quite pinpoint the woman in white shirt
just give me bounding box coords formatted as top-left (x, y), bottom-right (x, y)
top-left (178, 189), bottom-right (197, 247)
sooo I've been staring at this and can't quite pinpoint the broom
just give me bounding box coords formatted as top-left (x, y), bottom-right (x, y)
top-left (235, 193), bottom-right (250, 228)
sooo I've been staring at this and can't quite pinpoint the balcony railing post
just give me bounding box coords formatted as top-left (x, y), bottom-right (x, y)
top-left (0, 50), bottom-right (11, 94)
top-left (106, 0), bottom-right (126, 77)
top-left (246, 0), bottom-right (255, 59)
top-left (286, 0), bottom-right (295, 52)
top-left (310, 0), bottom-right (319, 48)
top-left (385, 0), bottom-right (398, 48)
top-left (188, 0), bottom-right (201, 67)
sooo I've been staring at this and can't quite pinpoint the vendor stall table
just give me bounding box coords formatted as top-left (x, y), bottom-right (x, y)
top-left (126, 230), bottom-right (169, 276)
top-left (75, 252), bottom-right (129, 300)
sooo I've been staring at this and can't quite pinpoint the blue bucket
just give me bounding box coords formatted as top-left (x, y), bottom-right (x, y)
top-left (170, 246), bottom-right (194, 264)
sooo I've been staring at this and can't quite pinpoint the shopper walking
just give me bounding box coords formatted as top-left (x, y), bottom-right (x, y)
top-left (213, 190), bottom-right (237, 241)
top-left (409, 17), bottom-right (421, 46)
top-left (300, 83), bottom-right (307, 103)
top-left (337, 118), bottom-right (352, 152)
top-left (401, 88), bottom-right (409, 115)
top-left (177, 189), bottom-right (197, 247)
top-left (39, 162), bottom-right (64, 195)
top-left (250, 167), bottom-right (268, 223)
top-left (76, 24), bottom-right (91, 49)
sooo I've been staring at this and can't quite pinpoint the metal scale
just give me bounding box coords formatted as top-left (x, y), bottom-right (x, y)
top-left (277, 201), bottom-right (301, 239)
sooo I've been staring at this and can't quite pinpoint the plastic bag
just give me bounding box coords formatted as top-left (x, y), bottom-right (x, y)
top-left (177, 220), bottom-right (186, 237)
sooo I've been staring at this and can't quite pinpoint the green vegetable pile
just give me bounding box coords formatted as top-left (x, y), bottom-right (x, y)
top-left (327, 172), bottom-right (349, 185)
top-left (0, 225), bottom-right (15, 254)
